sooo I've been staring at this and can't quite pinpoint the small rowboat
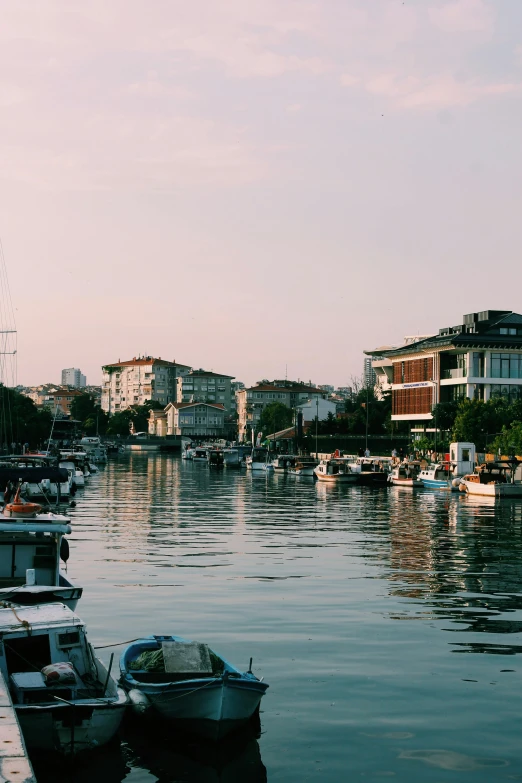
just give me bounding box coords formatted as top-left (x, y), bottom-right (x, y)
top-left (120, 635), bottom-right (268, 740)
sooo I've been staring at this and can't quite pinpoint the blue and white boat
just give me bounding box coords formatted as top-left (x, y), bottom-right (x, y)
top-left (120, 635), bottom-right (268, 740)
top-left (419, 442), bottom-right (476, 491)
top-left (419, 463), bottom-right (459, 490)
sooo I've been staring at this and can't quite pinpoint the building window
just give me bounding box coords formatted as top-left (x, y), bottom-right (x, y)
top-left (491, 353), bottom-right (522, 379)
top-left (490, 384), bottom-right (522, 404)
top-left (472, 352), bottom-right (484, 377)
top-left (500, 327), bottom-right (517, 335)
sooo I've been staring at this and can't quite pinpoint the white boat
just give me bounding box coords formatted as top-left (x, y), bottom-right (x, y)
top-left (78, 437), bottom-right (107, 463)
top-left (245, 448), bottom-right (269, 471)
top-left (459, 460), bottom-right (522, 497)
top-left (1, 603), bottom-right (127, 754)
top-left (288, 457), bottom-right (318, 477)
top-left (192, 448), bottom-right (208, 462)
top-left (389, 462), bottom-right (423, 487)
top-left (313, 458), bottom-right (358, 483)
top-left (0, 456), bottom-right (72, 501)
top-left (223, 446), bottom-right (251, 468)
top-left (0, 473), bottom-right (81, 609)
top-left (270, 455), bottom-right (295, 473)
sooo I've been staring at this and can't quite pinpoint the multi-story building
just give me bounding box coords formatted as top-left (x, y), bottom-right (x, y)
top-left (318, 384), bottom-right (334, 394)
top-left (101, 356), bottom-right (191, 414)
top-left (176, 370), bottom-right (235, 414)
top-left (236, 380), bottom-right (328, 441)
top-left (363, 358), bottom-right (376, 389)
top-left (365, 310), bottom-right (522, 435)
top-left (61, 368), bottom-right (86, 388)
top-left (163, 402), bottom-right (226, 437)
top-left (37, 388), bottom-right (84, 417)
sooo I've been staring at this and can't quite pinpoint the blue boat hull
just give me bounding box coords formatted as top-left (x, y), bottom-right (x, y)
top-left (421, 479), bottom-right (459, 491)
top-left (120, 636), bottom-right (268, 740)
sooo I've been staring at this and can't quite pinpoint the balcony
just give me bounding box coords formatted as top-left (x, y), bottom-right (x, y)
top-left (441, 368), bottom-right (466, 380)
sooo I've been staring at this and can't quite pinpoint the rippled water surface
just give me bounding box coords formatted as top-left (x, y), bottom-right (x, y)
top-left (33, 454), bottom-right (522, 781)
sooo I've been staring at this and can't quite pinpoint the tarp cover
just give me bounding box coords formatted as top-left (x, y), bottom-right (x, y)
top-left (0, 467), bottom-right (69, 483)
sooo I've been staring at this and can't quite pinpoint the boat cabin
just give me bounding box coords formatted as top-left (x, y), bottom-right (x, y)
top-left (207, 450), bottom-right (224, 467)
top-left (0, 603), bottom-right (113, 704)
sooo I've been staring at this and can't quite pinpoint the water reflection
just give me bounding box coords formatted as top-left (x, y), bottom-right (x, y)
top-left (56, 455), bottom-right (522, 781)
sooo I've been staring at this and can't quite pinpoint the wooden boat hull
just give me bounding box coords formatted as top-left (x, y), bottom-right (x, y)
top-left (390, 478), bottom-right (423, 487)
top-left (459, 479), bottom-right (522, 497)
top-left (314, 472), bottom-right (358, 483)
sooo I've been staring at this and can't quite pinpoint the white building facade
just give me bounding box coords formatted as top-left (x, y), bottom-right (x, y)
top-left (61, 368), bottom-right (86, 388)
top-left (101, 356), bottom-right (191, 414)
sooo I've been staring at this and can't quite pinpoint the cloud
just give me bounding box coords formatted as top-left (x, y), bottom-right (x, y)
top-left (342, 70), bottom-right (520, 111)
top-left (428, 0), bottom-right (495, 34)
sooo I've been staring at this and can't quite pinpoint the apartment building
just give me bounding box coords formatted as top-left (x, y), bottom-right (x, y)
top-left (101, 356), bottom-right (191, 413)
top-left (176, 370), bottom-right (235, 414)
top-left (61, 368), bottom-right (86, 388)
top-left (365, 310), bottom-right (522, 434)
top-left (236, 380), bottom-right (328, 441)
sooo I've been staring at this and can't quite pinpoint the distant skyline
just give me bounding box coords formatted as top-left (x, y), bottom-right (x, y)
top-left (1, 1), bottom-right (521, 388)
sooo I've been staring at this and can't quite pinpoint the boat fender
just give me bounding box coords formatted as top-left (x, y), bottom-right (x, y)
top-left (60, 537), bottom-right (70, 563)
top-left (69, 500), bottom-right (76, 508)
top-left (128, 688), bottom-right (151, 715)
top-left (451, 478), bottom-right (461, 488)
top-left (458, 483), bottom-right (467, 492)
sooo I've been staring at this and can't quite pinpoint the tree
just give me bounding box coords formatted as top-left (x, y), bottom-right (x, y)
top-left (451, 398), bottom-right (512, 450)
top-left (70, 394), bottom-right (108, 435)
top-left (0, 385), bottom-right (53, 449)
top-left (491, 422), bottom-right (522, 457)
top-left (431, 401), bottom-right (459, 432)
top-left (106, 400), bottom-right (165, 437)
top-left (257, 402), bottom-right (293, 435)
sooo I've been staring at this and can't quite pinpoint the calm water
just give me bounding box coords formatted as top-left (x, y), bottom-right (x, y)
top-left (33, 454), bottom-right (522, 782)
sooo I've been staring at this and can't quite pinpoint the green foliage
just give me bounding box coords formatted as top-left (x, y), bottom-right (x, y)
top-left (258, 402), bottom-right (293, 435)
top-left (451, 398), bottom-right (512, 450)
top-left (431, 401), bottom-right (459, 432)
top-left (106, 400), bottom-right (165, 437)
top-left (70, 394), bottom-right (108, 435)
top-left (0, 385), bottom-right (53, 448)
top-left (316, 389), bottom-right (391, 436)
top-left (490, 422), bottom-right (522, 457)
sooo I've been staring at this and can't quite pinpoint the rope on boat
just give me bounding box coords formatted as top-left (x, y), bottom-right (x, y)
top-left (94, 638), bottom-right (143, 649)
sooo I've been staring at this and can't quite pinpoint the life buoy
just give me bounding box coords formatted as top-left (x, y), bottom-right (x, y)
top-left (4, 487), bottom-right (42, 518)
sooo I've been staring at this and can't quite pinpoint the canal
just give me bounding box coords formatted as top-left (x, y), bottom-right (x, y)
top-left (33, 453), bottom-right (522, 781)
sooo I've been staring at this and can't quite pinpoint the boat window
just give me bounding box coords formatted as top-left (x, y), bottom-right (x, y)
top-left (5, 634), bottom-right (51, 674)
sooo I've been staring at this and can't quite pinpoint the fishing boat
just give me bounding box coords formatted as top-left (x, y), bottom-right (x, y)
top-left (207, 450), bottom-right (224, 468)
top-left (459, 459), bottom-right (522, 497)
top-left (419, 443), bottom-right (476, 491)
top-left (0, 456), bottom-right (72, 501)
top-left (351, 457), bottom-right (390, 486)
top-left (271, 455), bottom-right (296, 473)
top-left (313, 458), bottom-right (358, 483)
top-left (0, 468), bottom-right (82, 608)
top-left (1, 602), bottom-right (127, 754)
top-left (288, 457), bottom-right (318, 477)
top-left (120, 635), bottom-right (268, 740)
top-left (419, 463), bottom-right (459, 490)
top-left (223, 446), bottom-right (251, 468)
top-left (389, 461), bottom-right (423, 487)
top-left (78, 437), bottom-right (107, 463)
top-left (192, 448), bottom-right (208, 463)
top-left (245, 448), bottom-right (269, 471)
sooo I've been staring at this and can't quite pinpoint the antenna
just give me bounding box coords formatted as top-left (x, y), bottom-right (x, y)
top-left (285, 364), bottom-right (287, 381)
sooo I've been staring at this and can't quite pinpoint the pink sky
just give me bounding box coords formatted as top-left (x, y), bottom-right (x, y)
top-left (1, 0), bottom-right (521, 387)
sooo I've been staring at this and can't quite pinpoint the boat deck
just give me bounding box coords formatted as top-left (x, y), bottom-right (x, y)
top-left (0, 670), bottom-right (35, 782)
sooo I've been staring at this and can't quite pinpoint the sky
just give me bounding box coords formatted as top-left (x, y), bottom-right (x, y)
top-left (1, 0), bottom-right (522, 388)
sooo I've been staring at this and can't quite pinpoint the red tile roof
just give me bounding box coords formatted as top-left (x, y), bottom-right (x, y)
top-left (167, 402), bottom-right (226, 410)
top-left (103, 357), bottom-right (190, 369)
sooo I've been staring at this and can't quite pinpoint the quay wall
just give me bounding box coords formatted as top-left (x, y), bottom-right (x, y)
top-left (0, 671), bottom-right (36, 782)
